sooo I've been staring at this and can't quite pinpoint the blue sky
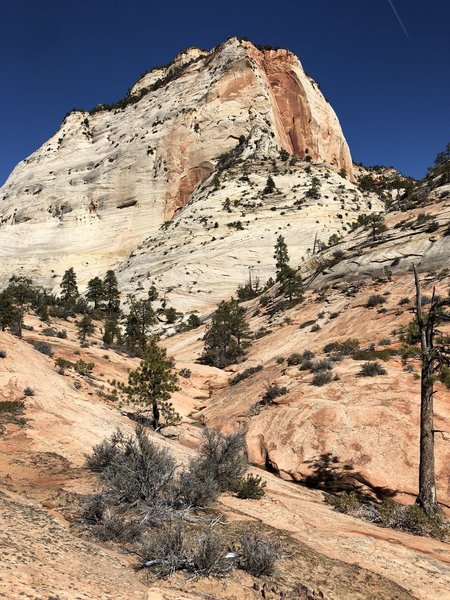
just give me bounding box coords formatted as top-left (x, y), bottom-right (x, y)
top-left (1, 0), bottom-right (449, 185)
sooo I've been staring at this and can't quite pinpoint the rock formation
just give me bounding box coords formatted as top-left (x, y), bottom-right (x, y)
top-left (0, 38), bottom-right (354, 299)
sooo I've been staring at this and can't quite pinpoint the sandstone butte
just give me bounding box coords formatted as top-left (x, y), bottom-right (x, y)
top-left (1, 37), bottom-right (450, 600)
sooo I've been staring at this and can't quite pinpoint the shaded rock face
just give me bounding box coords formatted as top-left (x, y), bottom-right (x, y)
top-left (0, 38), bottom-right (353, 289)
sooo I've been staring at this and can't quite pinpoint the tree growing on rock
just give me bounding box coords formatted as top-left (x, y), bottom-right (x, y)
top-left (86, 277), bottom-right (105, 309)
top-left (114, 337), bottom-right (180, 430)
top-left (76, 314), bottom-right (95, 342)
top-left (201, 298), bottom-right (251, 368)
top-left (60, 267), bottom-right (79, 306)
top-left (103, 270), bottom-right (121, 315)
top-left (124, 295), bottom-right (156, 352)
top-left (273, 235), bottom-right (303, 303)
top-left (412, 265), bottom-right (450, 516)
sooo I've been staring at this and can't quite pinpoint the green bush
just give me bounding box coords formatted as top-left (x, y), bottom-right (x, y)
top-left (287, 353), bottom-right (303, 366)
top-left (235, 474), bottom-right (267, 499)
top-left (352, 349), bottom-right (397, 362)
top-left (32, 341), bottom-right (53, 356)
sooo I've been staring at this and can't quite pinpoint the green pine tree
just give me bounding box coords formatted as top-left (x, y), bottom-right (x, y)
top-left (114, 337), bottom-right (180, 429)
top-left (103, 316), bottom-right (120, 346)
top-left (201, 298), bottom-right (251, 368)
top-left (86, 276), bottom-right (105, 309)
top-left (124, 295), bottom-right (156, 352)
top-left (60, 268), bottom-right (79, 305)
top-left (103, 270), bottom-right (120, 315)
top-left (273, 235), bottom-right (303, 302)
top-left (76, 314), bottom-right (95, 342)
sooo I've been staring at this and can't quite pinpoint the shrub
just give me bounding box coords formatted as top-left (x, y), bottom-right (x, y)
top-left (32, 341), bottom-right (53, 356)
top-left (137, 522), bottom-right (188, 578)
top-left (94, 509), bottom-right (140, 543)
top-left (55, 357), bottom-right (73, 374)
top-left (261, 383), bottom-right (288, 404)
top-left (179, 368), bottom-right (192, 379)
top-left (287, 353), bottom-right (303, 366)
top-left (312, 371), bottom-right (333, 386)
top-left (239, 533), bottom-right (279, 576)
top-left (23, 387), bottom-right (35, 396)
top-left (310, 359), bottom-right (333, 372)
top-left (0, 400), bottom-right (24, 414)
top-left (229, 365), bottom-right (263, 385)
top-left (0, 350), bottom-right (6, 358)
top-left (379, 337), bottom-right (392, 346)
top-left (367, 295), bottom-right (386, 308)
top-left (275, 356), bottom-right (285, 364)
top-left (358, 361), bottom-right (387, 377)
top-left (399, 297), bottom-right (410, 305)
top-left (352, 349), bottom-right (397, 362)
top-left (311, 324), bottom-right (321, 332)
top-left (235, 474), bottom-right (267, 499)
top-left (74, 359), bottom-right (94, 376)
top-left (190, 529), bottom-right (232, 577)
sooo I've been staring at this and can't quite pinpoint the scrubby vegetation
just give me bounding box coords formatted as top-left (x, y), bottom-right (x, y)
top-left (82, 426), bottom-right (278, 580)
top-left (229, 364), bottom-right (263, 385)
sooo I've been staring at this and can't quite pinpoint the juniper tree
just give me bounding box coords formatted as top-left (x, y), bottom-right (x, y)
top-left (0, 290), bottom-right (23, 336)
top-left (86, 277), bottom-right (105, 309)
top-left (114, 337), bottom-right (180, 429)
top-left (124, 295), bottom-right (156, 352)
top-left (201, 298), bottom-right (251, 368)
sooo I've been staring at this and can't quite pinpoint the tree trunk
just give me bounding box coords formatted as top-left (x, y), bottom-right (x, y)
top-left (417, 354), bottom-right (439, 514)
top-left (413, 264), bottom-right (441, 516)
top-left (152, 398), bottom-right (160, 430)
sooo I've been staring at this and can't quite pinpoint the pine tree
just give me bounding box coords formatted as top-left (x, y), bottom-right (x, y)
top-left (274, 235), bottom-right (290, 282)
top-left (0, 290), bottom-right (23, 336)
top-left (76, 314), bottom-right (95, 342)
top-left (60, 268), bottom-right (79, 305)
top-left (201, 298), bottom-right (251, 368)
top-left (103, 270), bottom-right (120, 315)
top-left (86, 277), bottom-right (105, 309)
top-left (263, 175), bottom-right (276, 194)
top-left (124, 295), bottom-right (155, 352)
top-left (114, 337), bottom-right (180, 429)
top-left (103, 316), bottom-right (120, 346)
top-left (273, 235), bottom-right (303, 302)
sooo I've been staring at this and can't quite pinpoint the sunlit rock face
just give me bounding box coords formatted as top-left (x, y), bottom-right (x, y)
top-left (0, 38), bottom-right (355, 304)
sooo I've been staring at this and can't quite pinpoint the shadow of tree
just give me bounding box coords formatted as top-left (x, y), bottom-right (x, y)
top-left (302, 452), bottom-right (396, 502)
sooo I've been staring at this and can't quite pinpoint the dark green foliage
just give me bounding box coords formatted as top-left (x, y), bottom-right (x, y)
top-left (229, 365), bottom-right (263, 385)
top-left (103, 316), bottom-right (120, 346)
top-left (239, 533), bottom-right (279, 576)
top-left (327, 492), bottom-right (449, 540)
top-left (273, 235), bottom-right (303, 302)
top-left (305, 176), bottom-right (321, 200)
top-left (32, 341), bottom-right (53, 356)
top-left (287, 353), bottom-right (303, 366)
top-left (74, 359), bottom-right (94, 375)
top-left (263, 175), bottom-right (276, 194)
top-left (236, 278), bottom-right (262, 302)
top-left (352, 349), bottom-right (397, 362)
top-left (103, 270), bottom-right (121, 315)
top-left (164, 307), bottom-right (178, 324)
top-left (201, 298), bottom-right (251, 368)
top-left (76, 314), bottom-right (95, 342)
top-left (0, 350), bottom-right (6, 358)
top-left (235, 474), bottom-right (267, 499)
top-left (0, 289), bottom-right (24, 336)
top-left (439, 366), bottom-right (450, 389)
top-left (113, 337), bottom-right (180, 429)
top-left (367, 294), bottom-right (387, 308)
top-left (0, 399), bottom-right (24, 414)
top-left (187, 314), bottom-right (201, 329)
top-left (397, 319), bottom-right (421, 346)
top-left (124, 295), bottom-right (156, 352)
top-left (86, 277), bottom-right (105, 309)
top-left (55, 357), bottom-right (74, 374)
top-left (60, 267), bottom-right (79, 305)
top-left (358, 361), bottom-right (387, 377)
top-left (23, 387), bottom-right (35, 396)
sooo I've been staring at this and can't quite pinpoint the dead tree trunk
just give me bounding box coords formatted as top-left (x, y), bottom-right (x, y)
top-left (413, 264), bottom-right (441, 516)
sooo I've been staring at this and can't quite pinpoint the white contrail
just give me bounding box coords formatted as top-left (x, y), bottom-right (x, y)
top-left (387, 0), bottom-right (410, 41)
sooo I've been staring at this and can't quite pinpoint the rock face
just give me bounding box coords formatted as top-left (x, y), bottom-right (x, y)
top-left (0, 38), bottom-right (353, 294)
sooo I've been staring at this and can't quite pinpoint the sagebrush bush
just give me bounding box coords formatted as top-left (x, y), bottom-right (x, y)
top-left (23, 387), bottom-right (35, 396)
top-left (312, 371), bottom-right (333, 386)
top-left (240, 533), bottom-right (279, 576)
top-left (287, 353), bottom-right (303, 366)
top-left (32, 341), bottom-right (53, 356)
top-left (358, 361), bottom-right (387, 377)
top-left (310, 359), bottom-right (333, 373)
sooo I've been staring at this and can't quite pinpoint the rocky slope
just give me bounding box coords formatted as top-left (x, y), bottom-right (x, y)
top-left (0, 38), bottom-right (354, 297)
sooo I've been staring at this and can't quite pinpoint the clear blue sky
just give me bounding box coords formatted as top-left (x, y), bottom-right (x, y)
top-left (1, 0), bottom-right (449, 185)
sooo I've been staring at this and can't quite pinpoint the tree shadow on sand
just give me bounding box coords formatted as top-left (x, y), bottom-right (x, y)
top-left (302, 452), bottom-right (396, 502)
